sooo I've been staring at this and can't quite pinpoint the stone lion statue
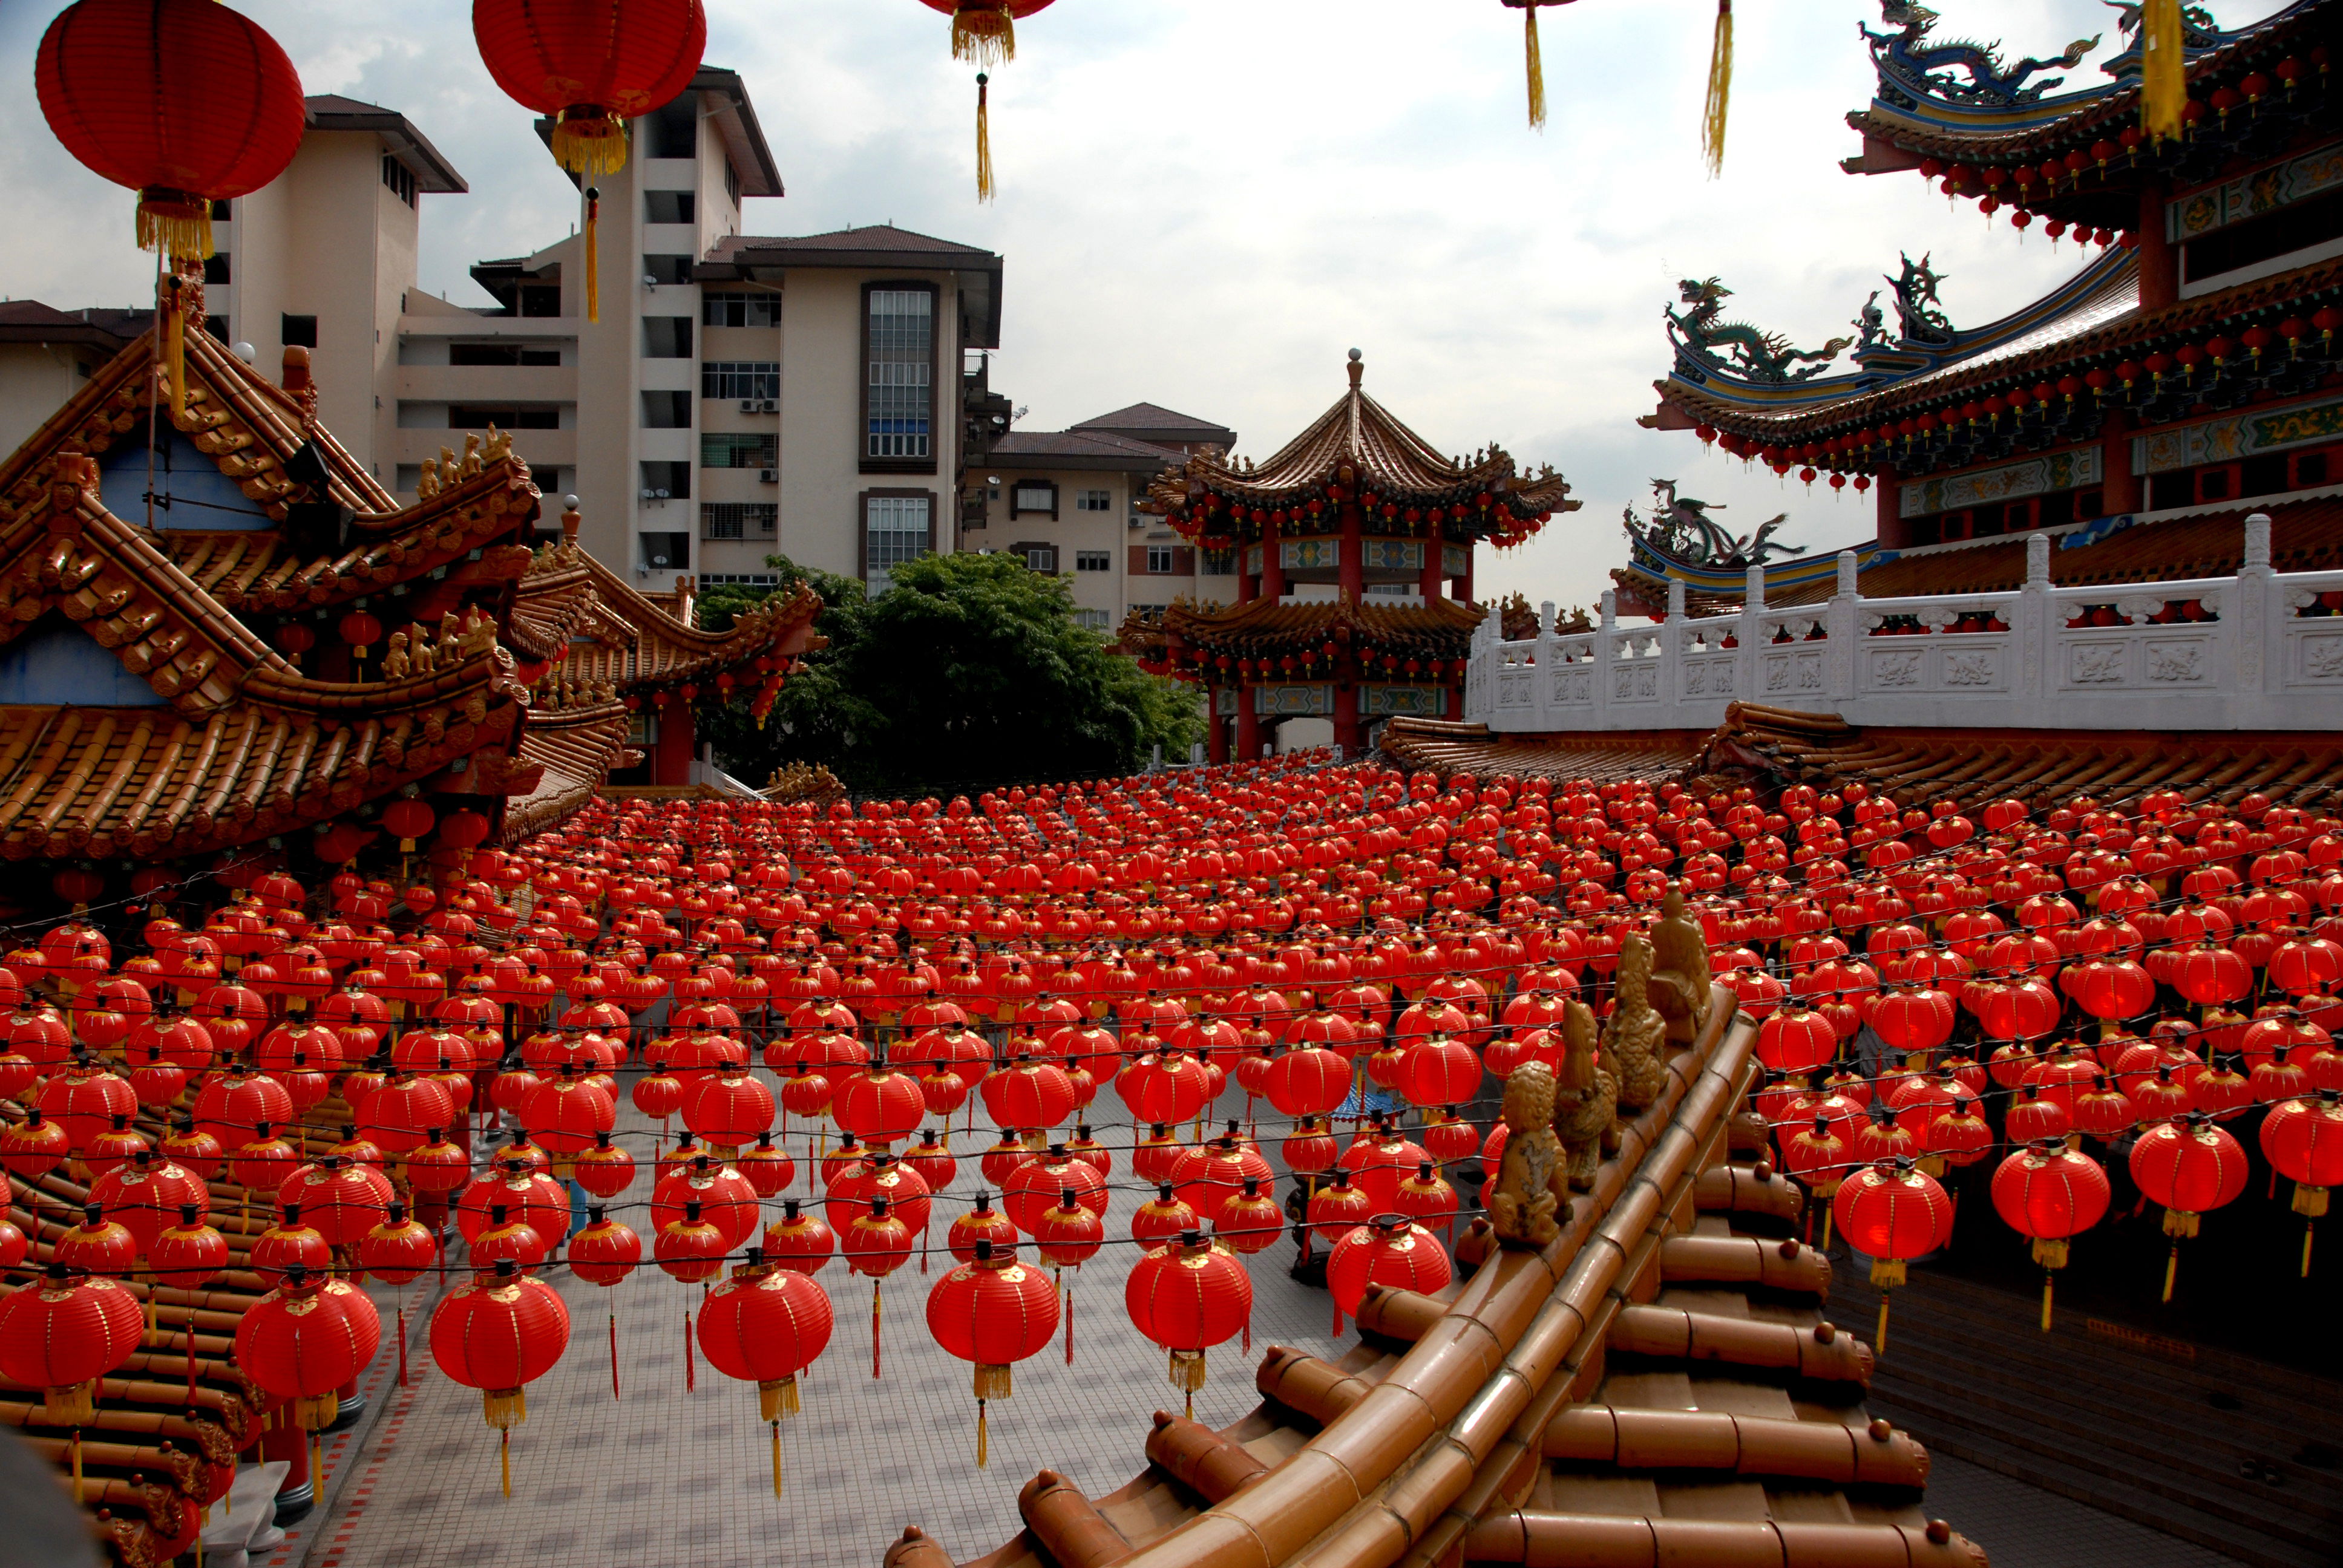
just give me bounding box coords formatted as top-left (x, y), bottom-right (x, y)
top-left (1489, 1061), bottom-right (1567, 1249)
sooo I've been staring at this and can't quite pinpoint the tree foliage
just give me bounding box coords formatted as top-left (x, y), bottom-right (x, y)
top-left (693, 553), bottom-right (1202, 795)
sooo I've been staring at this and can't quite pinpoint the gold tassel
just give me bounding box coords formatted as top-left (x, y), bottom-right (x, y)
top-left (1702, 0), bottom-right (1733, 177)
top-left (2141, 0), bottom-right (2184, 140)
top-left (136, 195), bottom-right (211, 261)
top-left (500, 1427), bottom-right (511, 1500)
top-left (758, 1377), bottom-right (801, 1422)
top-left (953, 4), bottom-right (1016, 68)
top-left (976, 75), bottom-right (996, 204)
top-left (976, 1399), bottom-right (989, 1468)
top-left (165, 279), bottom-right (187, 421)
top-left (1875, 1293), bottom-right (1891, 1356)
top-left (2040, 1273), bottom-right (2054, 1334)
top-left (550, 111), bottom-right (629, 175)
top-left (585, 189), bottom-right (601, 325)
top-left (1524, 4), bottom-right (1547, 131)
top-left (2163, 1244), bottom-right (2179, 1302)
top-left (770, 1420), bottom-right (784, 1497)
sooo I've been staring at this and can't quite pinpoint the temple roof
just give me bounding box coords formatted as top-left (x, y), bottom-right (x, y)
top-left (1150, 593), bottom-right (1483, 658)
top-left (501, 697), bottom-right (636, 844)
top-left (1375, 717), bottom-right (1709, 784)
top-left (1145, 358), bottom-right (1576, 547)
top-left (510, 535), bottom-right (825, 694)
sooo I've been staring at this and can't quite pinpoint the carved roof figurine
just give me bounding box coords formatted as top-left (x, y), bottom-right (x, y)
top-left (1668, 278), bottom-right (1854, 386)
top-left (0, 258), bottom-right (557, 876)
top-left (1627, 479), bottom-right (1807, 572)
top-left (1861, 0), bottom-right (2103, 117)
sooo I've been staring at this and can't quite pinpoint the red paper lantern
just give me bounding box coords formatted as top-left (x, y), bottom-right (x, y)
top-left (926, 1238), bottom-right (1058, 1465)
top-left (1124, 1233), bottom-right (1252, 1413)
top-left (36, 0), bottom-right (306, 256)
top-left (1326, 1215), bottom-right (1451, 1334)
top-left (2129, 1115), bottom-right (2248, 1301)
top-left (699, 1254), bottom-right (834, 1485)
top-left (0, 1266), bottom-right (145, 1425)
top-left (1990, 1144), bottom-right (2109, 1330)
top-left (472, 0), bottom-right (706, 173)
top-left (429, 1258), bottom-right (571, 1494)
top-left (1830, 1159), bottom-right (1953, 1349)
top-left (235, 1269), bottom-right (381, 1431)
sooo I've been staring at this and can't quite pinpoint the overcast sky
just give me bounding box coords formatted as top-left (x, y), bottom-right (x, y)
top-left (0, 0), bottom-right (2289, 610)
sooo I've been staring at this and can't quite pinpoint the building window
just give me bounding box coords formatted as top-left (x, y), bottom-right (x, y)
top-left (702, 503), bottom-right (778, 540)
top-left (640, 461), bottom-right (690, 501)
top-left (450, 343), bottom-right (560, 366)
top-left (644, 253), bottom-right (693, 286)
top-left (1131, 544), bottom-right (1196, 577)
top-left (640, 391), bottom-right (691, 428)
top-left (643, 316), bottom-right (693, 358)
top-left (1013, 541), bottom-right (1059, 573)
top-left (531, 466), bottom-right (564, 497)
top-left (644, 189), bottom-right (695, 225)
top-left (519, 285), bottom-right (562, 318)
top-left (209, 199), bottom-right (232, 221)
top-left (1075, 489), bottom-right (1112, 511)
top-left (381, 154), bottom-right (416, 207)
top-left (449, 405), bottom-right (560, 430)
top-left (281, 314), bottom-right (317, 348)
top-left (1146, 544), bottom-right (1175, 573)
top-left (1075, 608), bottom-right (1110, 631)
top-left (1075, 550), bottom-right (1111, 572)
top-left (865, 288), bottom-right (934, 462)
top-left (644, 94), bottom-right (698, 159)
top-left (1011, 480), bottom-right (1058, 518)
top-left (203, 253), bottom-right (230, 286)
top-left (701, 433), bottom-right (777, 469)
top-left (704, 292), bottom-right (779, 328)
top-left (703, 573), bottom-right (779, 587)
top-left (639, 532), bottom-right (689, 572)
top-left (863, 492), bottom-right (932, 593)
top-left (703, 361), bottom-right (780, 401)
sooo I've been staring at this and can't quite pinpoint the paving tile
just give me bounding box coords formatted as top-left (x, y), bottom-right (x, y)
top-left (1916, 1451), bottom-right (2248, 1568)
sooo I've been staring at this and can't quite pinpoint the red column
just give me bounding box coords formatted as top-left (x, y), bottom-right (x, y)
top-left (261, 1412), bottom-right (313, 1508)
top-left (652, 698), bottom-right (696, 786)
top-left (2137, 181), bottom-right (2178, 311)
top-left (1452, 542), bottom-right (1474, 605)
top-left (1333, 678), bottom-right (1362, 756)
top-left (1234, 696), bottom-right (1260, 761)
top-left (1207, 693), bottom-right (1229, 763)
top-left (1418, 531), bottom-right (1443, 602)
top-left (1874, 465), bottom-right (1904, 547)
top-left (1339, 503), bottom-right (1364, 603)
top-left (2100, 407), bottom-right (2140, 514)
top-left (1260, 518), bottom-right (1286, 601)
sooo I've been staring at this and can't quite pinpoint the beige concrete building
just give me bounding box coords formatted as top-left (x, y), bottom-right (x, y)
top-left (970, 403), bottom-right (1236, 630)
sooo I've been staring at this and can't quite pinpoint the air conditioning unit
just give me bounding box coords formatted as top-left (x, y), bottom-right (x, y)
top-left (758, 468), bottom-right (778, 483)
top-left (760, 398), bottom-right (778, 413)
top-left (739, 399), bottom-right (758, 413)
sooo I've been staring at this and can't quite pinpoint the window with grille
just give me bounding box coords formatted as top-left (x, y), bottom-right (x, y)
top-left (865, 494), bottom-right (931, 593)
top-left (381, 154), bottom-right (416, 207)
top-left (1075, 550), bottom-right (1111, 572)
top-left (1146, 544), bottom-right (1175, 574)
top-left (1075, 489), bottom-right (1113, 511)
top-left (866, 289), bottom-right (933, 460)
top-left (1075, 609), bottom-right (1110, 630)
top-left (701, 433), bottom-right (776, 469)
top-left (702, 503), bottom-right (777, 540)
top-left (703, 292), bottom-right (779, 328)
top-left (1014, 542), bottom-right (1058, 573)
top-left (702, 362), bottom-right (779, 400)
top-left (1012, 481), bottom-right (1057, 517)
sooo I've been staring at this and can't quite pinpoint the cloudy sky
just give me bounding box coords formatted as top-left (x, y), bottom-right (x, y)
top-left (0, 0), bottom-right (2289, 610)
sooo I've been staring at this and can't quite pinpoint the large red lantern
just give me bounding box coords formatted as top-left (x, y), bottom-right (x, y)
top-left (2258, 1091), bottom-right (2343, 1276)
top-left (430, 1259), bottom-right (572, 1497)
top-left (1989, 1144), bottom-right (2109, 1330)
top-left (925, 1238), bottom-right (1058, 1465)
top-left (36, 0), bottom-right (305, 259)
top-left (472, 0), bottom-right (706, 320)
top-left (2129, 1114), bottom-right (2247, 1301)
top-left (1124, 1233), bottom-right (1252, 1416)
top-left (235, 1266), bottom-right (381, 1488)
top-left (1830, 1159), bottom-right (1953, 1353)
top-left (698, 1255), bottom-right (834, 1494)
top-left (0, 1265), bottom-right (144, 1426)
top-left (1326, 1215), bottom-right (1452, 1336)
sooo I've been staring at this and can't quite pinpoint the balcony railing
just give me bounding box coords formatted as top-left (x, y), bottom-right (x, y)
top-left (1463, 513), bottom-right (2343, 733)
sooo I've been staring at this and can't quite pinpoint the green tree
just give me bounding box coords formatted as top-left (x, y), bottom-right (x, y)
top-left (692, 552), bottom-right (1201, 795)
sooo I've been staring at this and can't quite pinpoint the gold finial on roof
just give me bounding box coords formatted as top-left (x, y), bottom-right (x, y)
top-left (1346, 347), bottom-right (1362, 391)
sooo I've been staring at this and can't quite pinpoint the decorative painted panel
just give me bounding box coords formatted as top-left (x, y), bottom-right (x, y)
top-left (1442, 544), bottom-right (1470, 578)
top-left (1280, 537), bottom-right (1340, 571)
top-left (1242, 546), bottom-right (1262, 576)
top-left (1213, 687), bottom-right (1237, 716)
top-left (2168, 142), bottom-right (2343, 240)
top-left (1899, 446), bottom-right (2100, 518)
top-left (1362, 538), bottom-right (1424, 572)
top-left (1360, 684), bottom-right (1446, 717)
top-left (1254, 683), bottom-right (1333, 716)
top-left (2135, 393), bottom-right (2343, 474)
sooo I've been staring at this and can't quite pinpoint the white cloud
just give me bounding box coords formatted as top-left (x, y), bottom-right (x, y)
top-left (0, 0), bottom-right (2290, 610)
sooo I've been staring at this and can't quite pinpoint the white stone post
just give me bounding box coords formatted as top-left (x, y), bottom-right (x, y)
top-left (1826, 549), bottom-right (1861, 707)
top-left (2238, 511), bottom-right (2273, 698)
top-left (1596, 589), bottom-right (1616, 728)
top-left (2017, 532), bottom-right (2052, 703)
top-left (1535, 599), bottom-right (1557, 729)
top-left (1737, 563), bottom-right (1766, 708)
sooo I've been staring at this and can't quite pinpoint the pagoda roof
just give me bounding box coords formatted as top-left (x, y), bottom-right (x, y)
top-left (1148, 357), bottom-right (1576, 518)
top-left (1150, 593), bottom-right (1482, 658)
top-left (0, 319), bottom-right (543, 609)
top-left (510, 538), bottom-right (825, 695)
top-left (501, 697), bottom-right (636, 844)
top-left (1376, 716), bottom-right (1708, 784)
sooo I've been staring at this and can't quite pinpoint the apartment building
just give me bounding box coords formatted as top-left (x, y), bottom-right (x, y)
top-left (970, 403), bottom-right (1236, 630)
top-left (3, 74), bottom-right (1010, 594)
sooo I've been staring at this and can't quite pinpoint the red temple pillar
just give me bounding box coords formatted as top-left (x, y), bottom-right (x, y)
top-left (2100, 407), bottom-right (2140, 515)
top-left (652, 698), bottom-right (696, 786)
top-left (1261, 518), bottom-right (1286, 601)
top-left (1418, 532), bottom-right (1443, 602)
top-left (1452, 544), bottom-right (1474, 605)
top-left (1234, 695), bottom-right (1260, 761)
top-left (1874, 465), bottom-right (1904, 547)
top-left (1207, 692), bottom-right (1230, 763)
top-left (1334, 679), bottom-right (1362, 756)
top-left (261, 1410), bottom-right (313, 1511)
top-left (1339, 503), bottom-right (1364, 603)
top-left (2137, 181), bottom-right (2178, 311)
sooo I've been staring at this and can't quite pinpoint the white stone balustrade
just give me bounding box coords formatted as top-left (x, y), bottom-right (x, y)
top-left (1464, 514), bottom-right (2343, 732)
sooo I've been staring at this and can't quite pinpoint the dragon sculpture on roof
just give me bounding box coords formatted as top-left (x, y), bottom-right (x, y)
top-left (1628, 480), bottom-right (1807, 570)
top-left (1861, 1), bottom-right (2100, 110)
top-left (1666, 279), bottom-right (1852, 385)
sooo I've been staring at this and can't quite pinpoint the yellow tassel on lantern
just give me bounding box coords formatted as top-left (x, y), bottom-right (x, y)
top-left (770, 1420), bottom-right (784, 1497)
top-left (1524, 3), bottom-right (1548, 131)
top-left (550, 108), bottom-right (629, 176)
top-left (952, 2), bottom-right (1017, 68)
top-left (976, 1399), bottom-right (989, 1468)
top-left (1702, 0), bottom-right (1734, 177)
top-left (584, 189), bottom-right (601, 325)
top-left (2141, 0), bottom-right (2184, 140)
top-left (136, 191), bottom-right (212, 261)
top-left (976, 74), bottom-right (996, 204)
top-left (164, 275), bottom-right (188, 420)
